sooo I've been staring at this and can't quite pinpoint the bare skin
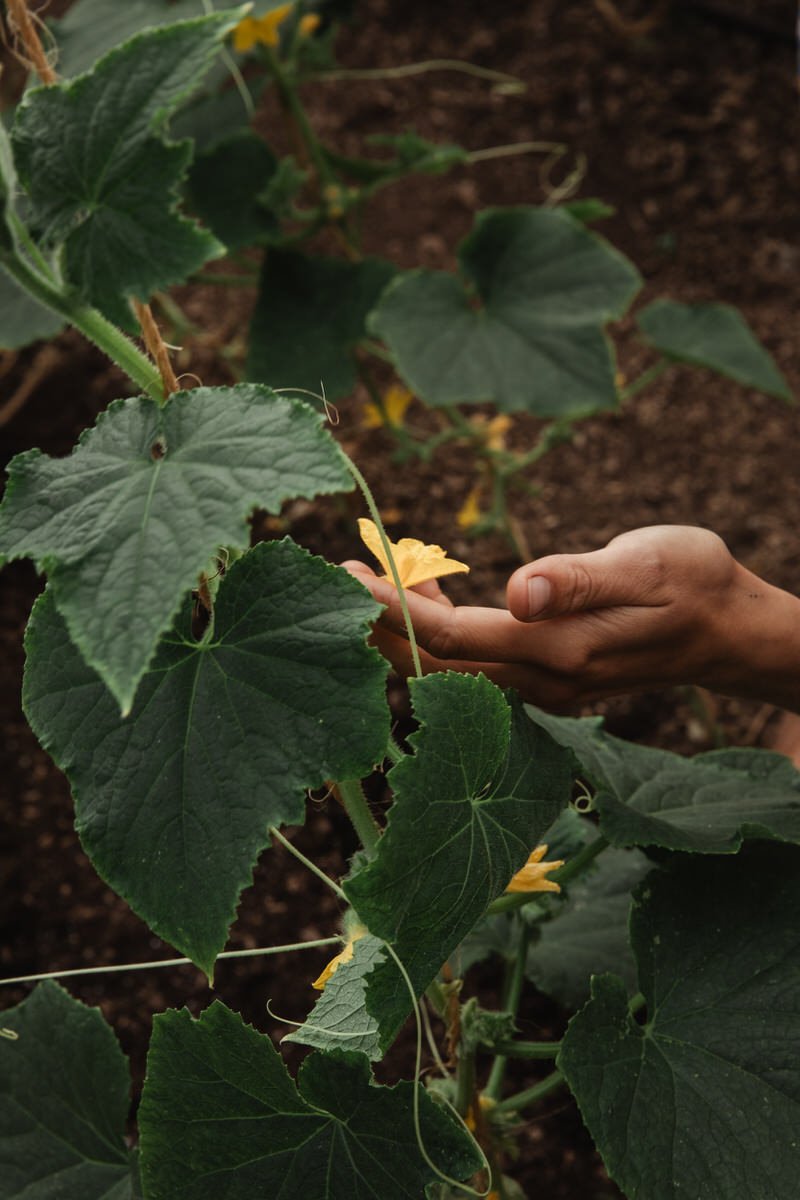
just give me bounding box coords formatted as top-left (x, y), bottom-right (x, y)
top-left (342, 525), bottom-right (800, 718)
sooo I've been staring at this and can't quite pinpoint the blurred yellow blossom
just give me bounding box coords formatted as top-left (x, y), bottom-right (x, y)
top-left (505, 844), bottom-right (564, 894)
top-left (358, 518), bottom-right (469, 588)
top-left (469, 412), bottom-right (513, 452)
top-left (363, 384), bottom-right (413, 430)
top-left (456, 484), bottom-right (483, 531)
top-left (312, 924), bottom-right (367, 990)
top-left (233, 4), bottom-right (293, 51)
top-left (299, 12), bottom-right (321, 35)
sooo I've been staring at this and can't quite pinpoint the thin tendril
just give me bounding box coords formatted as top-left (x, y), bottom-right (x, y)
top-left (269, 826), bottom-right (348, 901)
top-left (421, 996), bottom-right (450, 1078)
top-left (0, 939), bottom-right (342, 988)
top-left (382, 942), bottom-right (490, 1197)
top-left (266, 998), bottom-right (373, 1039)
top-left (344, 458), bottom-right (424, 679)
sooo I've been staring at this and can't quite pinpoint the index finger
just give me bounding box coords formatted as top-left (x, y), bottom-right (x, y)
top-left (342, 562), bottom-right (537, 665)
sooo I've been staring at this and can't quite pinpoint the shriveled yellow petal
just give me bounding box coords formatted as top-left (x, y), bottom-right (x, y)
top-left (259, 3), bottom-right (294, 44)
top-left (363, 384), bottom-right (413, 429)
top-left (456, 484), bottom-right (483, 531)
top-left (505, 844), bottom-right (564, 894)
top-left (299, 12), bottom-right (321, 35)
top-left (232, 15), bottom-right (261, 51)
top-left (484, 413), bottom-right (513, 452)
top-left (235, 4), bottom-right (293, 50)
top-left (312, 926), bottom-right (366, 990)
top-left (358, 518), bottom-right (469, 588)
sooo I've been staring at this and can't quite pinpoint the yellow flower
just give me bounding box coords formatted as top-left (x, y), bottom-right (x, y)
top-left (505, 844), bottom-right (564, 894)
top-left (312, 924), bottom-right (367, 990)
top-left (358, 518), bottom-right (470, 589)
top-left (363, 384), bottom-right (413, 430)
top-left (456, 483), bottom-right (483, 531)
top-left (232, 4), bottom-right (293, 52)
top-left (468, 412), bottom-right (513, 452)
top-left (299, 12), bottom-right (321, 35)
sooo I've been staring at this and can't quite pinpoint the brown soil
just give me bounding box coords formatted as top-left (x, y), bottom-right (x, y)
top-left (2, 1), bottom-right (799, 1197)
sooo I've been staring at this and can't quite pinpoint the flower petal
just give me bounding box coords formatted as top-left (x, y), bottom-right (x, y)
top-left (358, 518), bottom-right (469, 588)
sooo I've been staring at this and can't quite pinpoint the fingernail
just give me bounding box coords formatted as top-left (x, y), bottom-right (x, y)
top-left (527, 576), bottom-right (552, 617)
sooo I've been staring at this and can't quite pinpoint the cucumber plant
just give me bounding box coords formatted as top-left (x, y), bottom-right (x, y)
top-left (1, 5), bottom-right (798, 1199)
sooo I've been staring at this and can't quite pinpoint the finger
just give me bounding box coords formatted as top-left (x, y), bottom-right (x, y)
top-left (341, 560), bottom-right (453, 608)
top-left (371, 625), bottom-right (545, 696)
top-left (506, 537), bottom-right (670, 623)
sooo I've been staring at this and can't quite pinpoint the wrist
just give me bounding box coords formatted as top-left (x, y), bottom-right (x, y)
top-left (700, 564), bottom-right (800, 712)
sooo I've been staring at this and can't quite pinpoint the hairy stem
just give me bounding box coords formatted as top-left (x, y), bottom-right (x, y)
top-left (485, 918), bottom-right (531, 1100)
top-left (493, 1068), bottom-right (565, 1114)
top-left (335, 777), bottom-right (381, 854)
top-left (1, 250), bottom-right (162, 399)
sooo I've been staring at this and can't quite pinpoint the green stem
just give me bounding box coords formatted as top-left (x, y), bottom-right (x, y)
top-left (344, 457), bottom-right (424, 679)
top-left (336, 777), bottom-right (381, 854)
top-left (8, 211), bottom-right (57, 280)
top-left (493, 1068), bottom-right (565, 1114)
top-left (619, 358), bottom-right (669, 402)
top-left (1, 250), bottom-right (162, 401)
top-left (267, 50), bottom-right (335, 187)
top-left (490, 1039), bottom-right (562, 1059)
top-left (485, 918), bottom-right (531, 1099)
top-left (455, 1041), bottom-right (476, 1118)
top-left (487, 833), bottom-right (609, 915)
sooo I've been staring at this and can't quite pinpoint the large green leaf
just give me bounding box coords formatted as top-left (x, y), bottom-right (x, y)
top-left (0, 981), bottom-right (136, 1199)
top-left (0, 384), bottom-right (352, 713)
top-left (48, 0), bottom-right (232, 78)
top-left (0, 264), bottom-right (65, 349)
top-left (526, 706), bottom-right (800, 852)
top-left (186, 131), bottom-right (280, 249)
top-left (12, 11), bottom-right (243, 328)
top-left (559, 844), bottom-right (800, 1200)
top-left (138, 1002), bottom-right (482, 1199)
top-left (247, 250), bottom-right (396, 399)
top-left (23, 540), bottom-right (389, 974)
top-left (638, 299), bottom-right (792, 402)
top-left (526, 847), bottom-right (651, 1008)
top-left (368, 207), bottom-right (641, 416)
top-left (344, 675), bottom-right (572, 1045)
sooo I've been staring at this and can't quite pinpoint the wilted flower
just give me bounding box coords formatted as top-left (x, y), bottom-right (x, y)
top-left (363, 384), bottom-right (413, 430)
top-left (312, 924), bottom-right (367, 990)
top-left (456, 483), bottom-right (483, 531)
top-left (358, 518), bottom-right (469, 588)
top-left (505, 844), bottom-right (564, 894)
top-left (233, 4), bottom-right (293, 51)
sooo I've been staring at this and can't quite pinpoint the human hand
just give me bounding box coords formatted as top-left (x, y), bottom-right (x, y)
top-left (342, 525), bottom-right (800, 710)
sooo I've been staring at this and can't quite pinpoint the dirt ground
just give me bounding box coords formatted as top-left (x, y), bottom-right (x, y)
top-left (1, 1), bottom-right (799, 1196)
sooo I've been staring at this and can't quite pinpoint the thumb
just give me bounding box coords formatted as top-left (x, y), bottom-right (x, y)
top-left (507, 542), bottom-right (662, 623)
